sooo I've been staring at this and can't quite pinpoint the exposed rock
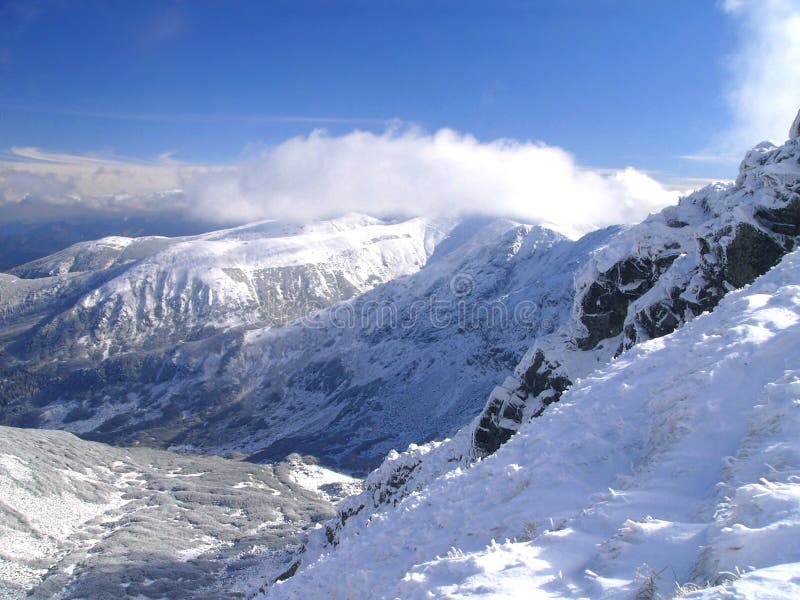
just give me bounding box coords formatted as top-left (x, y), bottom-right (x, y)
top-left (754, 197), bottom-right (800, 238)
top-left (467, 112), bottom-right (800, 462)
top-left (472, 350), bottom-right (571, 457)
top-left (472, 377), bottom-right (529, 456)
top-left (723, 222), bottom-right (785, 288)
top-left (791, 108), bottom-right (800, 139)
top-left (576, 254), bottom-right (680, 351)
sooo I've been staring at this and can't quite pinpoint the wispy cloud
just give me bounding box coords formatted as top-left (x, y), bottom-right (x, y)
top-left (661, 176), bottom-right (735, 193)
top-left (693, 0), bottom-right (800, 162)
top-left (0, 128), bottom-right (679, 238)
top-left (6, 146), bottom-right (156, 166)
top-left (675, 154), bottom-right (740, 163)
top-left (0, 102), bottom-right (391, 126)
top-left (143, 8), bottom-right (187, 45)
top-left (0, 146), bottom-right (224, 205)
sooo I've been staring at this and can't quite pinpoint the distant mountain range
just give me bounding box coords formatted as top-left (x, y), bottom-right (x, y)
top-left (0, 208), bottom-right (226, 272)
top-left (0, 212), bottom-right (608, 470)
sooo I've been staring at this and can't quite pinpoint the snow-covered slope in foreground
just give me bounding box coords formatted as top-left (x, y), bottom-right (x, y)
top-left (0, 426), bottom-right (350, 599)
top-left (267, 249), bottom-right (800, 599)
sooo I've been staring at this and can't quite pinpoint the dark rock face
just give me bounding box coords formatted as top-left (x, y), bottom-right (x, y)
top-left (577, 254), bottom-right (680, 351)
top-left (754, 198), bottom-right (800, 237)
top-left (472, 350), bottom-right (571, 457)
top-left (723, 222), bottom-right (786, 288)
top-left (622, 285), bottom-right (705, 353)
top-left (620, 221), bottom-right (787, 351)
top-left (471, 381), bottom-right (526, 457)
top-left (468, 123), bottom-right (800, 463)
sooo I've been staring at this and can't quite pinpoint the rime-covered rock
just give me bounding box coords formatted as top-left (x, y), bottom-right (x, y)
top-left (469, 115), bottom-right (800, 460)
top-left (335, 109), bottom-right (800, 539)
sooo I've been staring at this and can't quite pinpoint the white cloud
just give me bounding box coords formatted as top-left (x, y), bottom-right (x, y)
top-left (714, 0), bottom-right (800, 157)
top-left (0, 129), bottom-right (678, 238)
top-left (182, 128), bottom-right (677, 239)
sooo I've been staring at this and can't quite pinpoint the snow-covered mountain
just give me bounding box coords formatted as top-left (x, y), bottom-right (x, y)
top-left (265, 217), bottom-right (800, 600)
top-left (0, 214), bottom-right (614, 470)
top-left (4, 108), bottom-right (800, 599)
top-left (0, 425), bottom-right (359, 599)
top-left (262, 111), bottom-right (800, 597)
top-left (5, 214), bottom-right (447, 360)
top-left (0, 214), bottom-right (460, 466)
top-left (3, 117), bottom-right (799, 478)
top-left (334, 113), bottom-right (800, 517)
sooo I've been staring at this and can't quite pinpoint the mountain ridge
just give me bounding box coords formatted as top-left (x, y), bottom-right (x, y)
top-left (267, 202), bottom-right (800, 600)
top-left (310, 111), bottom-right (800, 557)
top-left (1, 214), bottom-right (605, 470)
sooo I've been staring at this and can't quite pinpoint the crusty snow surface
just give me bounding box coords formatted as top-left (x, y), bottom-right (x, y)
top-left (0, 427), bottom-right (343, 599)
top-left (267, 249), bottom-right (800, 599)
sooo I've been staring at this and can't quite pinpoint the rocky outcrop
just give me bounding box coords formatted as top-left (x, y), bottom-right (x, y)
top-left (470, 114), bottom-right (800, 461)
top-left (472, 350), bottom-right (571, 456)
top-left (577, 253), bottom-right (681, 351)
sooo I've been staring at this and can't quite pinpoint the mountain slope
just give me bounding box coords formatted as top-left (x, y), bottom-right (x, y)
top-left (1, 216), bottom-right (615, 470)
top-left (473, 128), bottom-right (800, 459)
top-left (265, 245), bottom-right (800, 600)
top-left (0, 426), bottom-right (352, 599)
top-left (339, 114), bottom-right (800, 515)
top-left (5, 214), bottom-right (447, 360)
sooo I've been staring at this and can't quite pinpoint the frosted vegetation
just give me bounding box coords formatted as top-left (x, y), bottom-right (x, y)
top-left (0, 427), bottom-right (343, 599)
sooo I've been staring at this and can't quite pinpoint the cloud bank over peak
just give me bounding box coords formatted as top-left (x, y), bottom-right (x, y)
top-left (184, 128), bottom-right (677, 238)
top-left (1, 128), bottom-right (678, 239)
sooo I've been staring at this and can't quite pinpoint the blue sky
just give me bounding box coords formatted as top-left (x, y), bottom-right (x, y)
top-left (0, 1), bottom-right (746, 176)
top-left (1, 0), bottom-right (799, 230)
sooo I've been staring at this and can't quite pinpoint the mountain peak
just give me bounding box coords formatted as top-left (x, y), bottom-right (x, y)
top-left (791, 108), bottom-right (800, 139)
